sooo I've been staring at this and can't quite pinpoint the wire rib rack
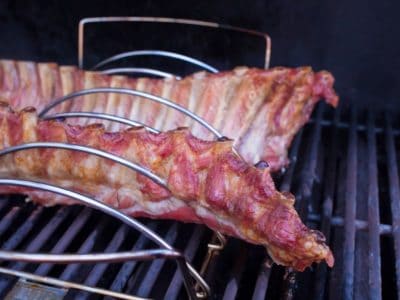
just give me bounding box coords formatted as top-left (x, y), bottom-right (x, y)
top-left (0, 17), bottom-right (271, 299)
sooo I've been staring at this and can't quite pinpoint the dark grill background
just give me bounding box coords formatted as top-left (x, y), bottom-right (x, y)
top-left (0, 1), bottom-right (399, 299)
top-left (0, 0), bottom-right (400, 111)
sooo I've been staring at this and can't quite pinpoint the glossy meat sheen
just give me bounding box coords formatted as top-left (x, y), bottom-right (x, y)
top-left (0, 104), bottom-right (333, 271)
top-left (0, 60), bottom-right (339, 171)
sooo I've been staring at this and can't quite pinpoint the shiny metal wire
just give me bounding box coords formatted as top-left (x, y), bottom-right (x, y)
top-left (0, 146), bottom-right (209, 300)
top-left (42, 111), bottom-right (160, 134)
top-left (93, 50), bottom-right (218, 73)
top-left (100, 67), bottom-right (180, 79)
top-left (0, 16), bottom-right (273, 300)
top-left (38, 87), bottom-right (224, 139)
top-left (0, 142), bottom-right (167, 190)
top-left (78, 16), bottom-right (271, 70)
top-left (0, 267), bottom-right (144, 300)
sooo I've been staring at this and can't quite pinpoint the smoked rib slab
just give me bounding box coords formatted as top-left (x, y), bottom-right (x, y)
top-left (0, 60), bottom-right (338, 171)
top-left (0, 104), bottom-right (333, 271)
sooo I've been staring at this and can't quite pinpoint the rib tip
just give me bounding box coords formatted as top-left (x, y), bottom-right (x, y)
top-left (326, 249), bottom-right (335, 267)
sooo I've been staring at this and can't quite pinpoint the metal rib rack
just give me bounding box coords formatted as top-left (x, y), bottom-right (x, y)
top-left (0, 16), bottom-right (399, 300)
top-left (0, 17), bottom-right (272, 300)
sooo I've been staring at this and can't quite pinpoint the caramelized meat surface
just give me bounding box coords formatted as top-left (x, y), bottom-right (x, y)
top-left (0, 104), bottom-right (333, 271)
top-left (0, 61), bottom-right (338, 171)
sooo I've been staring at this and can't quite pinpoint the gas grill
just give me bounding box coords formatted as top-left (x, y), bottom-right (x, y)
top-left (0, 13), bottom-right (399, 300)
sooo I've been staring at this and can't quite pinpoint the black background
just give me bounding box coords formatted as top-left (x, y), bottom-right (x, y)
top-left (0, 0), bottom-right (399, 111)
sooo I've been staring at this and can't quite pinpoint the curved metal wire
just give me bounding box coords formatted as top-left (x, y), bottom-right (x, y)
top-left (0, 249), bottom-right (182, 264)
top-left (0, 267), bottom-right (142, 300)
top-left (0, 179), bottom-right (209, 298)
top-left (78, 16), bottom-right (271, 69)
top-left (0, 142), bottom-right (167, 189)
top-left (100, 67), bottom-right (180, 79)
top-left (38, 88), bottom-right (223, 139)
top-left (42, 111), bottom-right (160, 134)
top-left (92, 50), bottom-right (218, 73)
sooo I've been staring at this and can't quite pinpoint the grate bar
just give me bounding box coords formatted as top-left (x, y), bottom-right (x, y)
top-left (367, 111), bottom-right (382, 299)
top-left (297, 104), bottom-right (325, 215)
top-left (251, 265), bottom-right (271, 300)
top-left (132, 223), bottom-right (179, 298)
top-left (279, 128), bottom-right (304, 192)
top-left (164, 226), bottom-right (206, 300)
top-left (105, 222), bottom-right (159, 297)
top-left (309, 116), bottom-right (400, 135)
top-left (60, 217), bottom-right (109, 281)
top-left (11, 207), bottom-right (71, 263)
top-left (342, 106), bottom-right (358, 300)
top-left (385, 113), bottom-right (400, 300)
top-left (307, 213), bottom-right (392, 235)
top-left (34, 207), bottom-right (93, 276)
top-left (313, 105), bottom-right (341, 299)
top-left (6, 207), bottom-right (73, 274)
top-left (0, 208), bottom-right (44, 251)
top-left (222, 245), bottom-right (247, 300)
top-left (0, 197), bottom-right (11, 215)
top-left (0, 207), bottom-right (70, 292)
top-left (0, 207), bottom-right (22, 238)
top-left (74, 224), bottom-right (129, 300)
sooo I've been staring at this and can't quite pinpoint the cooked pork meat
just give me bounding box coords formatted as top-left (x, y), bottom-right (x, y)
top-left (0, 60), bottom-right (338, 171)
top-left (0, 104), bottom-right (333, 271)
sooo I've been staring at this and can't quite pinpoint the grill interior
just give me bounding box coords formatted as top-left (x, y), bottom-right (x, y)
top-left (1, 102), bottom-right (399, 299)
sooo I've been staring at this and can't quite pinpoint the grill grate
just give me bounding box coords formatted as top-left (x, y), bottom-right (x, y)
top-left (0, 102), bottom-right (400, 299)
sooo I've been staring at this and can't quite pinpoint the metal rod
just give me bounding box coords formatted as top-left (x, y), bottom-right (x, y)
top-left (251, 265), bottom-right (271, 300)
top-left (35, 207), bottom-right (93, 276)
top-left (222, 245), bottom-right (247, 300)
top-left (93, 50), bottom-right (218, 73)
top-left (42, 111), bottom-right (160, 134)
top-left (0, 267), bottom-right (147, 300)
top-left (100, 67), bottom-right (180, 79)
top-left (0, 207), bottom-right (44, 251)
top-left (279, 128), bottom-right (304, 192)
top-left (313, 105), bottom-right (341, 300)
top-left (106, 222), bottom-right (159, 296)
top-left (342, 106), bottom-right (358, 300)
top-left (38, 88), bottom-right (223, 139)
top-left (133, 223), bottom-right (179, 298)
top-left (78, 17), bottom-right (271, 69)
top-left (59, 215), bottom-right (109, 281)
top-left (0, 207), bottom-right (74, 292)
top-left (309, 117), bottom-right (400, 135)
top-left (0, 179), bottom-right (168, 249)
top-left (384, 113), bottom-right (400, 300)
top-left (0, 179), bottom-right (209, 298)
top-left (0, 249), bottom-right (183, 264)
top-left (307, 213), bottom-right (392, 235)
top-left (164, 226), bottom-right (205, 300)
top-left (76, 225), bottom-right (129, 299)
top-left (0, 142), bottom-right (167, 189)
top-left (367, 111), bottom-right (382, 300)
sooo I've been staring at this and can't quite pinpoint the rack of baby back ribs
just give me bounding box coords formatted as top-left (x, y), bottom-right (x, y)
top-left (0, 17), bottom-right (341, 299)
